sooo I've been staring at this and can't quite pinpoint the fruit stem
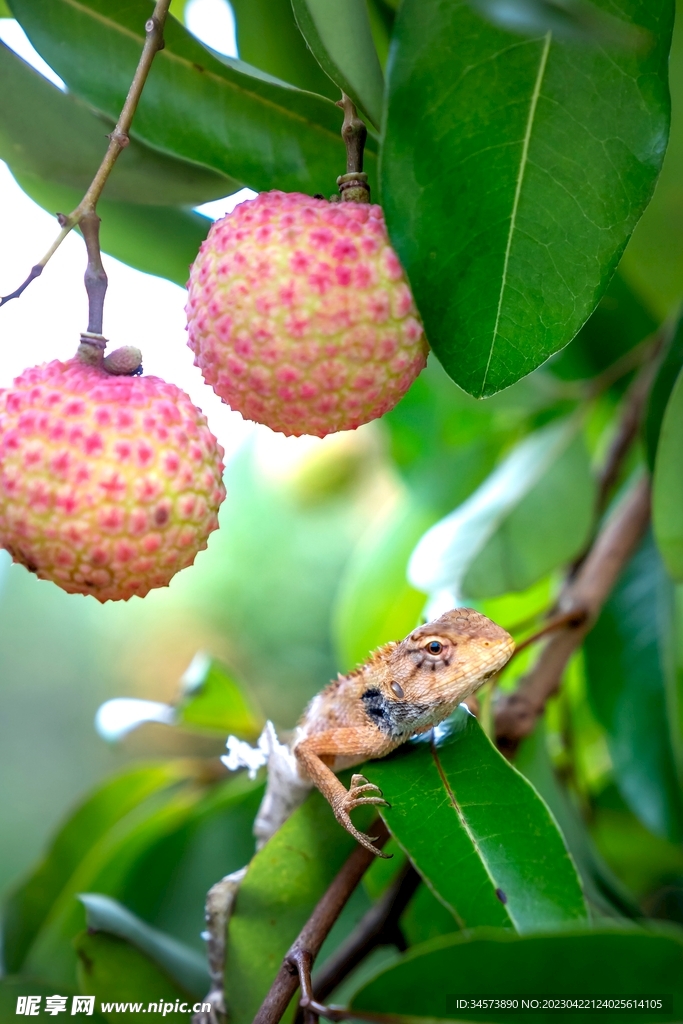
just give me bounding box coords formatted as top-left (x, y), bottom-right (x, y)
top-left (0, 0), bottom-right (172, 311)
top-left (335, 93), bottom-right (370, 203)
top-left (80, 211), bottom-right (108, 336)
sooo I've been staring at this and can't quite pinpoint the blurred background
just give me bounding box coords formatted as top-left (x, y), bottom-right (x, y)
top-left (2, 0), bottom-right (683, 954)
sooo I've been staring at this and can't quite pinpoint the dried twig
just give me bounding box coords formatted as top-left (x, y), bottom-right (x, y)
top-left (495, 476), bottom-right (651, 754)
top-left (0, 0), bottom-right (171, 315)
top-left (253, 819), bottom-right (389, 1024)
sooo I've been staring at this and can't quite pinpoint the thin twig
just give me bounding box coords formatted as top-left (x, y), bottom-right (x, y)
top-left (309, 863), bottom-right (420, 1006)
top-left (594, 334), bottom-right (665, 517)
top-left (0, 0), bottom-right (171, 310)
top-left (494, 476), bottom-right (651, 755)
top-left (509, 608), bottom-right (589, 660)
top-left (253, 819), bottom-right (389, 1024)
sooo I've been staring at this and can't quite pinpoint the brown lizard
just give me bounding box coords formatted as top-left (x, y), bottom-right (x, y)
top-left (292, 607), bottom-right (515, 856)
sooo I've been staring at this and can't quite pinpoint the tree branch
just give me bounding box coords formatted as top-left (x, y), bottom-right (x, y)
top-left (253, 819), bottom-right (389, 1024)
top-left (594, 337), bottom-right (664, 517)
top-left (0, 0), bottom-right (171, 312)
top-left (494, 476), bottom-right (651, 755)
top-left (310, 862), bottom-right (420, 1005)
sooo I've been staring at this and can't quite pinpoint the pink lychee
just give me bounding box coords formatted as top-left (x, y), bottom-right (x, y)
top-left (185, 191), bottom-right (428, 438)
top-left (0, 359), bottom-right (226, 602)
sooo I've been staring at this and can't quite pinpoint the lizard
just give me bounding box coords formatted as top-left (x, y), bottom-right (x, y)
top-left (290, 606), bottom-right (515, 856)
top-left (196, 607), bottom-right (515, 1022)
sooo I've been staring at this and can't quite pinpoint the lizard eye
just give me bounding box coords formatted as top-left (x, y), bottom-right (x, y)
top-left (427, 640), bottom-right (443, 655)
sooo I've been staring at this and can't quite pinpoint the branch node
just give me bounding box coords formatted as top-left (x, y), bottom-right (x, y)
top-left (108, 129), bottom-right (130, 148)
top-left (336, 93), bottom-right (370, 203)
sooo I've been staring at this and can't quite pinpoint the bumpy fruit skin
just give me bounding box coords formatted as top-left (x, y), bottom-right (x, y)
top-left (0, 359), bottom-right (226, 602)
top-left (186, 191), bottom-right (428, 438)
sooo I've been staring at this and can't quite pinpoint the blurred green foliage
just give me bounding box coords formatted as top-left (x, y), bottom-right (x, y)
top-left (2, 0), bottom-right (683, 1014)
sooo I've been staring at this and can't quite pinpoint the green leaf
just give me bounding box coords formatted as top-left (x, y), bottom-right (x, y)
top-left (584, 533), bottom-right (683, 842)
top-left (10, 0), bottom-right (377, 196)
top-left (0, 0), bottom-right (12, 15)
top-left (351, 927), bottom-right (683, 1021)
top-left (0, 40), bottom-right (238, 204)
top-left (229, 0), bottom-right (337, 99)
top-left (644, 313), bottom-right (683, 469)
top-left (290, 0), bottom-right (385, 129)
top-left (11, 169), bottom-right (209, 286)
top-left (654, 367), bottom-right (683, 580)
top-left (224, 787), bottom-right (375, 1024)
top-left (177, 653), bottom-right (263, 738)
top-left (381, 0), bottom-right (673, 397)
top-left (619, 2), bottom-right (683, 319)
top-left (0, 978), bottom-right (107, 1022)
top-left (369, 707), bottom-right (587, 932)
top-left (409, 417), bottom-right (595, 602)
top-left (74, 932), bottom-right (192, 1020)
top-left (516, 723), bottom-right (642, 918)
top-left (332, 497), bottom-right (434, 673)
top-left (77, 894), bottom-right (209, 997)
top-left (2, 762), bottom-right (189, 974)
top-left (399, 883), bottom-right (462, 946)
top-left (22, 772), bottom-right (259, 987)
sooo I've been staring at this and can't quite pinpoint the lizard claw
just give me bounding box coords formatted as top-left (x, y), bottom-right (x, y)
top-left (345, 774), bottom-right (390, 812)
top-left (332, 774), bottom-right (392, 858)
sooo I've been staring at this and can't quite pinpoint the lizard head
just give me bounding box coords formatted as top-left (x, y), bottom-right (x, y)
top-left (361, 609), bottom-right (514, 738)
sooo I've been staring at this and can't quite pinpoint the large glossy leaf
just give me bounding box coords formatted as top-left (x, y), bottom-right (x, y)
top-left (224, 787), bottom-right (375, 1024)
top-left (409, 417), bottom-right (595, 604)
top-left (351, 927), bottom-right (683, 1021)
top-left (584, 534), bottom-right (683, 842)
top-left (10, 0), bottom-right (377, 195)
top-left (369, 707), bottom-right (587, 932)
top-left (78, 894), bottom-right (209, 997)
top-left (654, 367), bottom-right (683, 579)
top-left (516, 723), bottom-right (642, 918)
top-left (74, 932), bottom-right (192, 1020)
top-left (381, 0), bottom-right (673, 397)
top-left (0, 40), bottom-right (238, 203)
top-left (11, 169), bottom-right (209, 286)
top-left (229, 0), bottom-right (337, 99)
top-left (1, 762), bottom-right (189, 974)
top-left (290, 0), bottom-right (385, 129)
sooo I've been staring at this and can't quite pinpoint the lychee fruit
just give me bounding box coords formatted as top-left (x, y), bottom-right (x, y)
top-left (0, 358), bottom-right (226, 602)
top-left (185, 191), bottom-right (428, 438)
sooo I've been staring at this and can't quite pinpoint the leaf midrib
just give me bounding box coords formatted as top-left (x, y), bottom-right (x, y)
top-left (481, 31), bottom-right (552, 396)
top-left (429, 736), bottom-right (513, 928)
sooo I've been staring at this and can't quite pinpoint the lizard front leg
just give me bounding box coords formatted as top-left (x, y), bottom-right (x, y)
top-left (294, 728), bottom-right (393, 857)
